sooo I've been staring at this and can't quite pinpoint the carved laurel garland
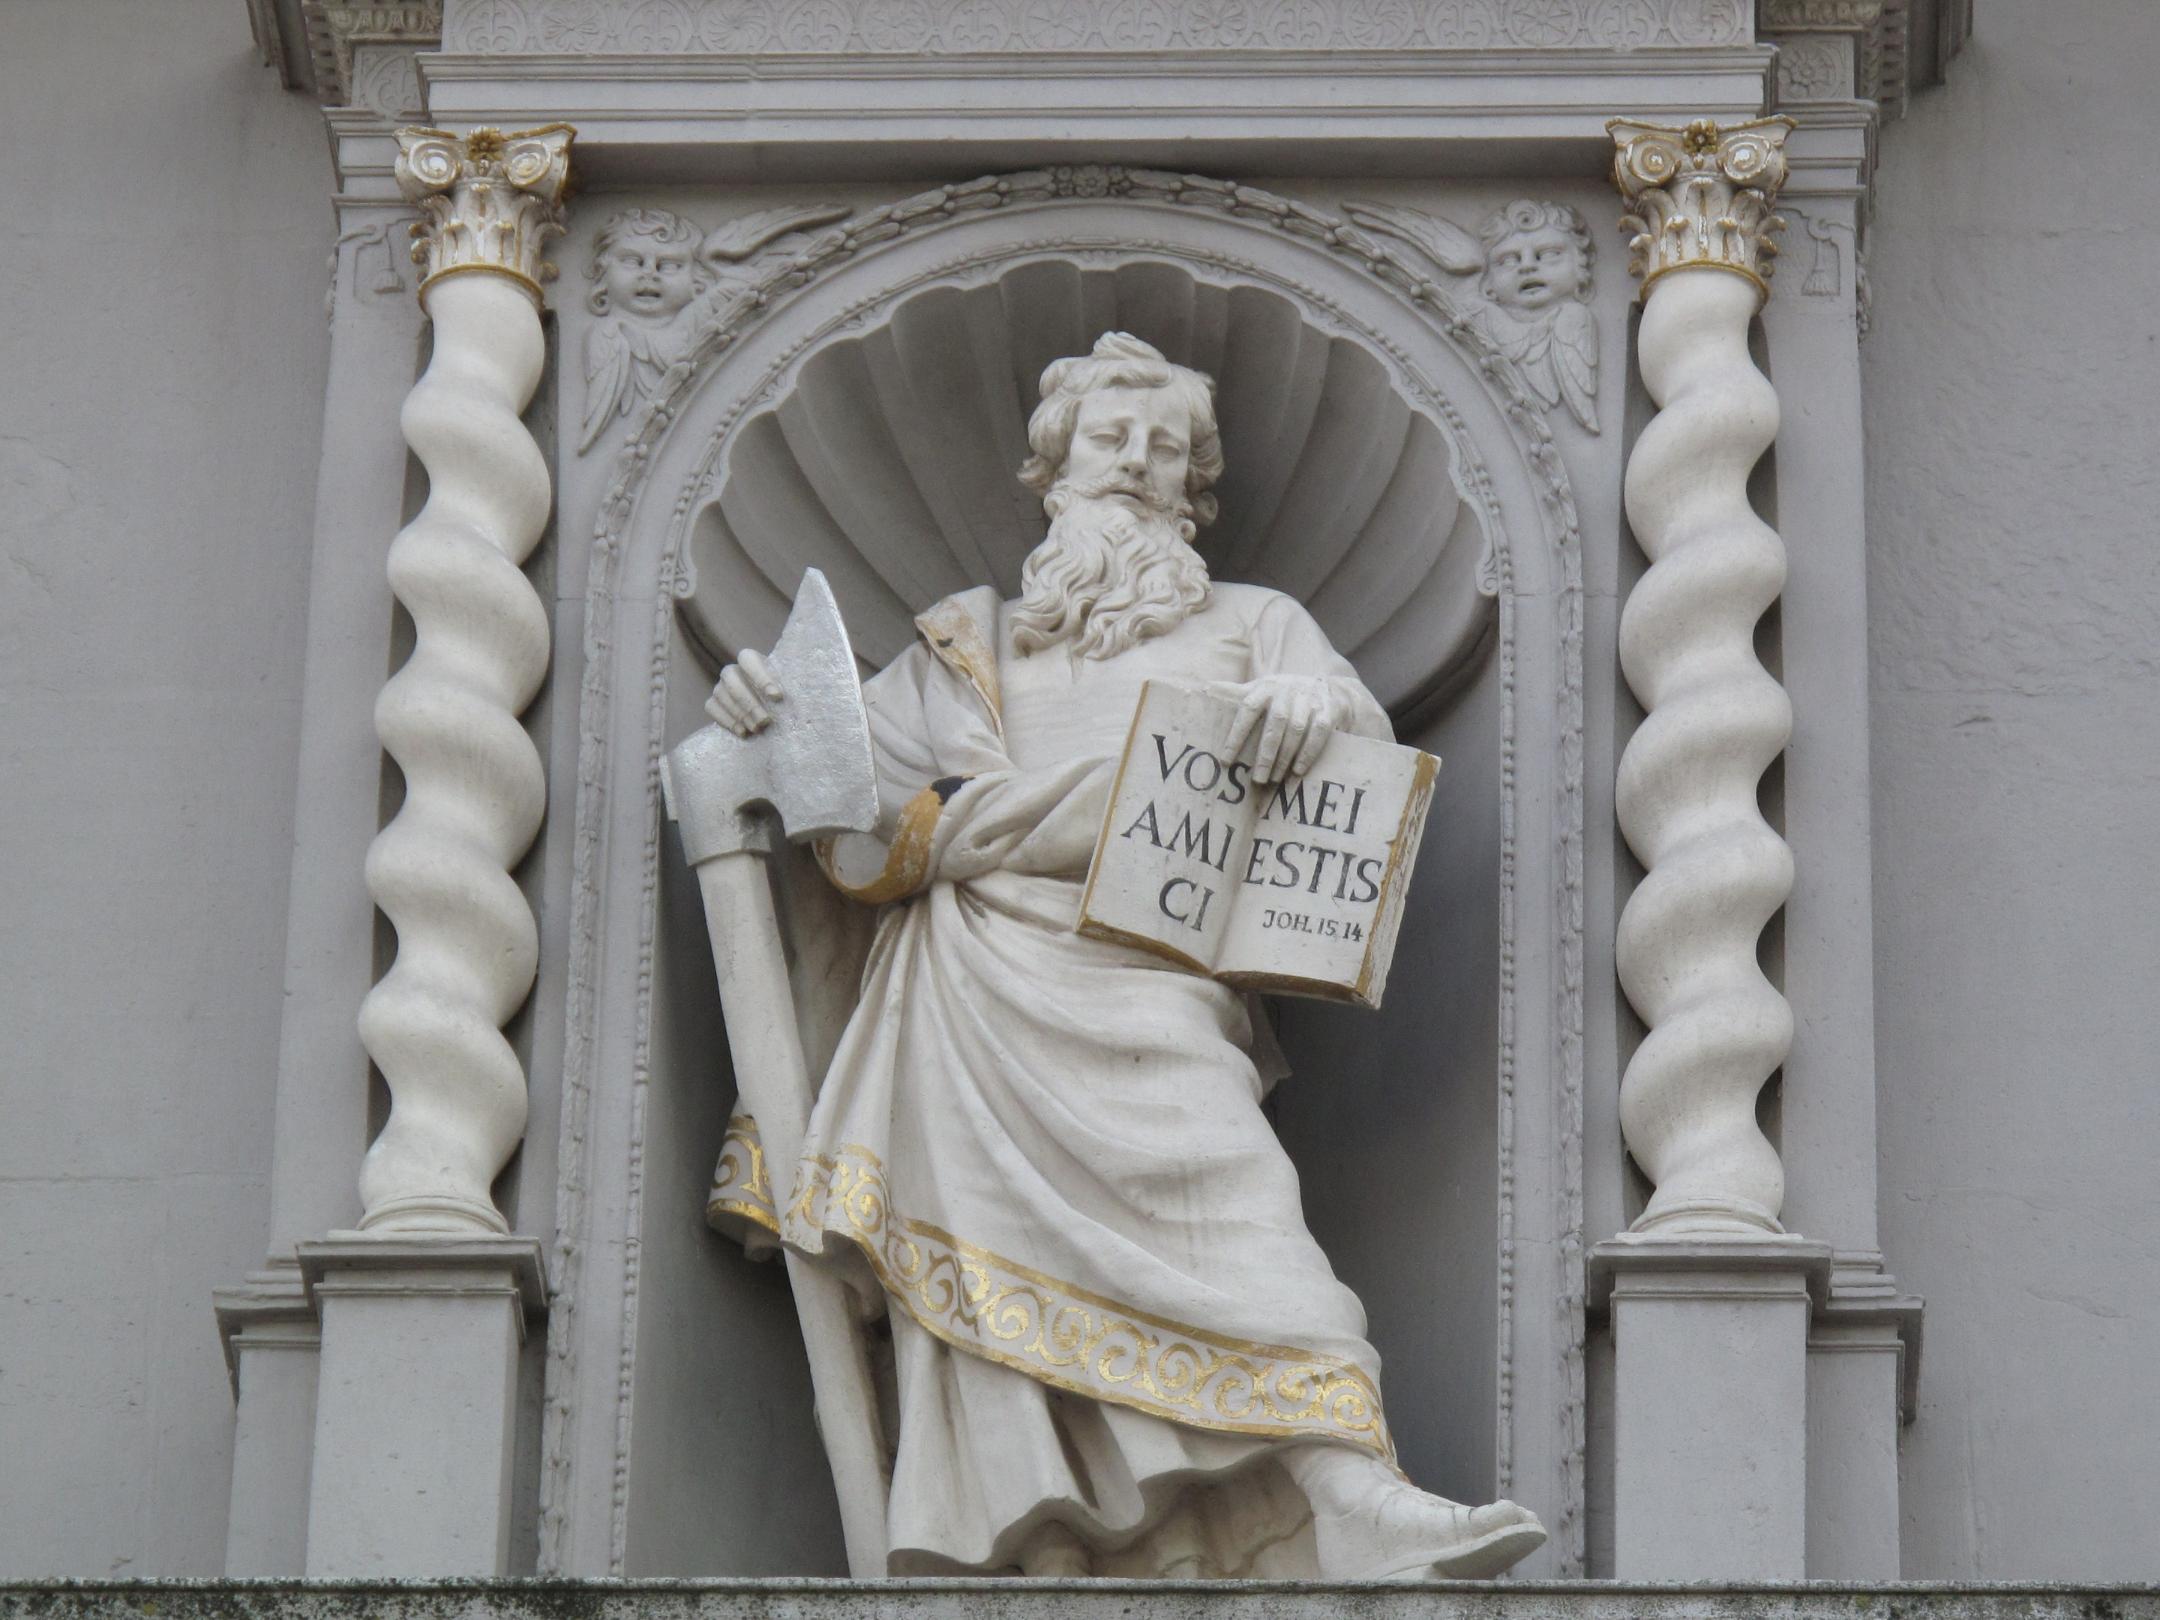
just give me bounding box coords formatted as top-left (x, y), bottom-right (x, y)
top-left (449, 0), bottom-right (1749, 54)
top-left (544, 165), bottom-right (1589, 1573)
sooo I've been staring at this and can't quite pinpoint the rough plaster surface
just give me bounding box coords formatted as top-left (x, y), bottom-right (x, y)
top-left (4, 1582), bottom-right (2158, 1620)
top-left (1865, 0), bottom-right (2160, 1582)
top-left (0, 0), bottom-right (331, 1578)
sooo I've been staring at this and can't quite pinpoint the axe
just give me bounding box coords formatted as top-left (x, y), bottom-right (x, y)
top-left (661, 568), bottom-right (890, 1577)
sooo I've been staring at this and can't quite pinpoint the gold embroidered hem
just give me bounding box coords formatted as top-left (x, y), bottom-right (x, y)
top-left (817, 783), bottom-right (945, 904)
top-left (706, 1113), bottom-right (780, 1252)
top-left (785, 1142), bottom-right (1396, 1463)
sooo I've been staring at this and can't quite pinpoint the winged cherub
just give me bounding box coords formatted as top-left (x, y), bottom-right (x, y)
top-left (1344, 198), bottom-right (1601, 433)
top-left (580, 202), bottom-right (851, 453)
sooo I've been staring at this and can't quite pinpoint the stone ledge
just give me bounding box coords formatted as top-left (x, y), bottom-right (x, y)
top-left (5, 1583), bottom-right (2157, 1620)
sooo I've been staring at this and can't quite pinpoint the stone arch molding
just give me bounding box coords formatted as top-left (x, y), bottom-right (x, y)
top-left (547, 166), bottom-right (1589, 1573)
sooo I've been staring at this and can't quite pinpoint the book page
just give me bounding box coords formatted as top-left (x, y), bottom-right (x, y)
top-left (1214, 727), bottom-right (1437, 1007)
top-left (1079, 681), bottom-right (1439, 1007)
top-left (1077, 682), bottom-right (1263, 972)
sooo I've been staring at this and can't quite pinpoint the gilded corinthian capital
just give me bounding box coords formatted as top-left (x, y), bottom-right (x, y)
top-left (1607, 117), bottom-right (1794, 302)
top-left (394, 124), bottom-right (574, 308)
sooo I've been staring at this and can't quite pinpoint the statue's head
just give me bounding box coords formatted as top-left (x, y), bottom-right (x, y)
top-left (1479, 200), bottom-right (1593, 313)
top-left (1011, 333), bottom-right (1222, 661)
top-left (1019, 332), bottom-right (1225, 530)
top-left (587, 208), bottom-right (708, 320)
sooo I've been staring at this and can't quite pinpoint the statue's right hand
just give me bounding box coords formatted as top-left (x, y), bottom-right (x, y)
top-left (704, 648), bottom-right (784, 736)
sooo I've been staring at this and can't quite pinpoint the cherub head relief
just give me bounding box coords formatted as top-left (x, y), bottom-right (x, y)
top-left (1342, 195), bottom-right (1603, 434)
top-left (1479, 200), bottom-right (1594, 316)
top-left (587, 207), bottom-right (708, 322)
top-left (579, 201), bottom-right (854, 455)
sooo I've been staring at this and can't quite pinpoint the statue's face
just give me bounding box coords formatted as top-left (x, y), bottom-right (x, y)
top-left (599, 232), bottom-right (700, 318)
top-left (1485, 226), bottom-right (1587, 311)
top-left (1062, 385), bottom-right (1192, 514)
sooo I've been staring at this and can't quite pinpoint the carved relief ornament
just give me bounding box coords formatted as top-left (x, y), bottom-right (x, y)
top-left (1608, 117), bottom-right (1793, 303)
top-left (396, 124), bottom-right (575, 309)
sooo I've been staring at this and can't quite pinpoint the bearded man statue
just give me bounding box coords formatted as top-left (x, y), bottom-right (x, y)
top-left (703, 331), bottom-right (1545, 1580)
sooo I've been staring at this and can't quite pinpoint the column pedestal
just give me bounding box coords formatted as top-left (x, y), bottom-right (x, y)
top-left (1591, 1237), bottom-right (1831, 1580)
top-left (298, 1236), bottom-right (546, 1576)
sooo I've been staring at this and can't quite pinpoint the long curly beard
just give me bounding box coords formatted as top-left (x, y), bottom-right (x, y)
top-left (1009, 476), bottom-right (1212, 661)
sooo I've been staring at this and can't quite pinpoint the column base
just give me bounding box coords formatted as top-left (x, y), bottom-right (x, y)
top-left (297, 1234), bottom-right (546, 1577)
top-left (1590, 1234), bottom-right (1833, 1581)
top-left (212, 1263), bottom-right (322, 1576)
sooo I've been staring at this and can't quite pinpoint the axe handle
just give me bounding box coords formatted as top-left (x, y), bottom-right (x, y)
top-left (693, 851), bottom-right (892, 1579)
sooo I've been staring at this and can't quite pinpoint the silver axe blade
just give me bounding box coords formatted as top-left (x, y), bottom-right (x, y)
top-left (662, 566), bottom-right (879, 859)
top-left (660, 567), bottom-right (892, 1578)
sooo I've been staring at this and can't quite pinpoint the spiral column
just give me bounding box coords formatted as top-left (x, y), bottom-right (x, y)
top-left (1610, 117), bottom-right (1796, 1239)
top-left (1592, 118), bottom-right (1832, 1582)
top-left (299, 125), bottom-right (572, 1576)
top-left (355, 125), bottom-right (572, 1235)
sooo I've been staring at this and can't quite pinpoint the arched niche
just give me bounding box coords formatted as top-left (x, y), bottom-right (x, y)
top-left (546, 175), bottom-right (1587, 1580)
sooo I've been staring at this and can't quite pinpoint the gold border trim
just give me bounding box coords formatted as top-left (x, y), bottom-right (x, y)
top-left (817, 783), bottom-right (945, 904)
top-left (706, 1114), bottom-right (779, 1237)
top-left (786, 1142), bottom-right (1397, 1462)
top-left (417, 261), bottom-right (548, 314)
top-left (1637, 259), bottom-right (1770, 307)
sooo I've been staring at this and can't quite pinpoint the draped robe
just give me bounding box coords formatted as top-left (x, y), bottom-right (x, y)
top-left (712, 580), bottom-right (1402, 1575)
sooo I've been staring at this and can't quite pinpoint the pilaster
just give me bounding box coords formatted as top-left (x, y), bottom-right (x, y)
top-left (212, 1273), bottom-right (322, 1576)
top-left (215, 85), bottom-right (436, 1582)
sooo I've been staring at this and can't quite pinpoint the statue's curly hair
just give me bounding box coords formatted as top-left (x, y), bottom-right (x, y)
top-left (586, 208), bottom-right (708, 315)
top-left (1478, 200), bottom-right (1594, 302)
top-left (1017, 332), bottom-right (1225, 527)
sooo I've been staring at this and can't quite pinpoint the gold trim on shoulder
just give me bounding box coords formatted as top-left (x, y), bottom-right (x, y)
top-left (785, 1142), bottom-right (1397, 1463)
top-left (916, 590), bottom-right (1004, 735)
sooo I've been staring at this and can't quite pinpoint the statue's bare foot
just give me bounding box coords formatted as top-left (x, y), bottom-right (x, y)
top-left (1288, 1446), bottom-right (1547, 1580)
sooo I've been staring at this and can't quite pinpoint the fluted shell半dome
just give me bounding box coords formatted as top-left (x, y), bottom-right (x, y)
top-left (677, 258), bottom-right (1492, 714)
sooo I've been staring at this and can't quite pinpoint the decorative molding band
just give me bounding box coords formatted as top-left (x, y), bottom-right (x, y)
top-left (354, 125), bottom-right (573, 1235)
top-left (1608, 117), bottom-right (1795, 1238)
top-left (443, 0), bottom-right (1752, 55)
top-left (302, 0), bottom-right (444, 104)
top-left (1610, 116), bottom-right (1790, 300)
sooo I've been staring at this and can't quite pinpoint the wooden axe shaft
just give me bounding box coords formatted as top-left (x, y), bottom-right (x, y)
top-left (692, 850), bottom-right (891, 1578)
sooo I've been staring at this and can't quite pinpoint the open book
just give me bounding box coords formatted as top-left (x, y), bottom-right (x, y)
top-left (1077, 681), bottom-right (1438, 1009)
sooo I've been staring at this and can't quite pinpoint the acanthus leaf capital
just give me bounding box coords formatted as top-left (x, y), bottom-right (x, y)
top-left (394, 123), bottom-right (575, 310)
top-left (1606, 116), bottom-right (1795, 303)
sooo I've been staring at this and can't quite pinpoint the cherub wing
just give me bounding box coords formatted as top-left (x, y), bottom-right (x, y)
top-left (1340, 200), bottom-right (1485, 276)
top-left (700, 202), bottom-right (853, 264)
top-left (1553, 302), bottom-right (1600, 434)
top-left (579, 317), bottom-right (634, 453)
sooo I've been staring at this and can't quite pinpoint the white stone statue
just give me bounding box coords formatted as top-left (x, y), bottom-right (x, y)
top-left (702, 332), bottom-right (1546, 1580)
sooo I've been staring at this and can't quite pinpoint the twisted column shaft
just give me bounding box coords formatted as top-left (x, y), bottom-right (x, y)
top-left (1610, 119), bottom-right (1796, 1237)
top-left (357, 126), bottom-right (572, 1234)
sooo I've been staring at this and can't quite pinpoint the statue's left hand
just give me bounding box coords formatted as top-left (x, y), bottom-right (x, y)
top-left (1223, 675), bottom-right (1342, 785)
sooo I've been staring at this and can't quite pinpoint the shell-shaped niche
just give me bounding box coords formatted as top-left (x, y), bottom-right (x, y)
top-left (677, 258), bottom-right (1494, 714)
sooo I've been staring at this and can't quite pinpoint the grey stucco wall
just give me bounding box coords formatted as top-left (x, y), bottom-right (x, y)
top-left (1865, 0), bottom-right (2160, 1582)
top-left (0, 0), bottom-right (331, 1577)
